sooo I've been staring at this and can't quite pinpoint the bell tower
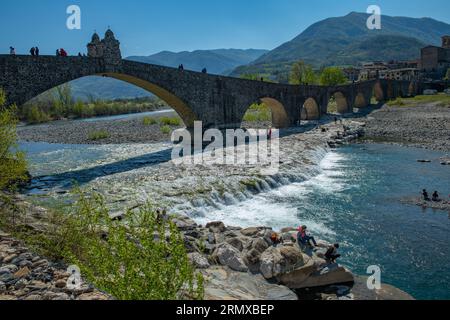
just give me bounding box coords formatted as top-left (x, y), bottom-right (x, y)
top-left (87, 29), bottom-right (122, 66)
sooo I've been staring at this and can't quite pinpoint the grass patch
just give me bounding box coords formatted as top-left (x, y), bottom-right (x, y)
top-left (160, 125), bottom-right (172, 134)
top-left (159, 116), bottom-right (181, 126)
top-left (142, 116), bottom-right (158, 126)
top-left (387, 97), bottom-right (405, 107)
top-left (88, 130), bottom-right (110, 141)
top-left (387, 94), bottom-right (450, 107)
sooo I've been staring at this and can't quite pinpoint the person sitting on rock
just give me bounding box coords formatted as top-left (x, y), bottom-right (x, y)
top-left (423, 189), bottom-right (431, 201)
top-left (270, 232), bottom-right (281, 247)
top-left (325, 243), bottom-right (341, 263)
top-left (432, 191), bottom-right (440, 202)
top-left (297, 225), bottom-right (317, 247)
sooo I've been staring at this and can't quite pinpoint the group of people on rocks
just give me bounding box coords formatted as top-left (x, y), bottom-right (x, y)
top-left (422, 189), bottom-right (442, 202)
top-left (270, 225), bottom-right (342, 264)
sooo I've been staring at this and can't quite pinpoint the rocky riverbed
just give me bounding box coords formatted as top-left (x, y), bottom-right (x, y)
top-left (17, 110), bottom-right (181, 145)
top-left (362, 104), bottom-right (450, 152)
top-left (0, 230), bottom-right (109, 301)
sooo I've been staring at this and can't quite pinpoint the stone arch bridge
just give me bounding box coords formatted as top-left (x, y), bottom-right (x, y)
top-left (0, 31), bottom-right (423, 130)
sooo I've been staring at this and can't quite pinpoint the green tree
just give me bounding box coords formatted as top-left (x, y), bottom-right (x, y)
top-left (54, 83), bottom-right (74, 116)
top-left (445, 68), bottom-right (450, 81)
top-left (319, 67), bottom-right (348, 86)
top-left (0, 88), bottom-right (28, 191)
top-left (289, 61), bottom-right (316, 85)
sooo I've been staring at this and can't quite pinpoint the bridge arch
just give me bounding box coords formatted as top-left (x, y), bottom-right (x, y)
top-left (301, 97), bottom-right (320, 120)
top-left (354, 92), bottom-right (367, 109)
top-left (327, 91), bottom-right (349, 114)
top-left (242, 97), bottom-right (290, 129)
top-left (260, 97), bottom-right (290, 128)
top-left (102, 72), bottom-right (198, 127)
top-left (373, 82), bottom-right (384, 102)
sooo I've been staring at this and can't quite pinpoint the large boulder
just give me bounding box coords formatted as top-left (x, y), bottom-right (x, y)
top-left (240, 227), bottom-right (261, 237)
top-left (242, 237), bottom-right (270, 266)
top-left (206, 221), bottom-right (226, 233)
top-left (279, 257), bottom-right (316, 288)
top-left (214, 243), bottom-right (248, 272)
top-left (286, 264), bottom-right (354, 289)
top-left (188, 253), bottom-right (210, 269)
top-left (226, 237), bottom-right (245, 252)
top-left (259, 246), bottom-right (304, 279)
top-left (202, 266), bottom-right (297, 300)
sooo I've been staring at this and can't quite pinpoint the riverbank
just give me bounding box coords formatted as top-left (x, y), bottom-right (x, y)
top-left (10, 105), bottom-right (449, 300)
top-left (0, 193), bottom-right (414, 301)
top-left (17, 109), bottom-right (180, 144)
top-left (361, 103), bottom-right (450, 152)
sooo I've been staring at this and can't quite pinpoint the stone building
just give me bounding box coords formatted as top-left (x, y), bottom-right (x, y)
top-left (87, 29), bottom-right (122, 65)
top-left (420, 36), bottom-right (450, 80)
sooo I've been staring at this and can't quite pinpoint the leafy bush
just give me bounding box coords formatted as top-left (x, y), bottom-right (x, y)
top-left (25, 105), bottom-right (51, 124)
top-left (0, 188), bottom-right (204, 300)
top-left (0, 88), bottom-right (28, 191)
top-left (159, 117), bottom-right (181, 126)
top-left (160, 125), bottom-right (172, 134)
top-left (143, 116), bottom-right (158, 126)
top-left (66, 192), bottom-right (203, 300)
top-left (88, 130), bottom-right (110, 141)
top-left (387, 97), bottom-right (405, 106)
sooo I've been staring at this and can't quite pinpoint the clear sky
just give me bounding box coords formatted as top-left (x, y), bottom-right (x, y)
top-left (1, 0), bottom-right (450, 57)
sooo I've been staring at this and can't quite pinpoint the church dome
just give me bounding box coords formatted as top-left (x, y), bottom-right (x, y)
top-left (91, 32), bottom-right (100, 42)
top-left (105, 29), bottom-right (115, 40)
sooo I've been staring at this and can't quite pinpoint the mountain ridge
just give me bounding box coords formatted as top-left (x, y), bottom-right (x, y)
top-left (232, 12), bottom-right (450, 77)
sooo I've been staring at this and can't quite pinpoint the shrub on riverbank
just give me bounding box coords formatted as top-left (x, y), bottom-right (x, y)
top-left (88, 130), bottom-right (110, 141)
top-left (160, 125), bottom-right (172, 134)
top-left (0, 88), bottom-right (28, 191)
top-left (387, 94), bottom-right (450, 107)
top-left (142, 116), bottom-right (158, 126)
top-left (0, 190), bottom-right (204, 300)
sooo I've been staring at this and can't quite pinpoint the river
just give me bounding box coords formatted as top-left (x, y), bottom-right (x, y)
top-left (18, 132), bottom-right (450, 300)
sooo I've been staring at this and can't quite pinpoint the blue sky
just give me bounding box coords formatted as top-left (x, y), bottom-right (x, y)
top-left (1, 0), bottom-right (450, 57)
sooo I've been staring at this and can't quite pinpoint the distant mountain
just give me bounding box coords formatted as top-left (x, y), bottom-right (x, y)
top-left (232, 12), bottom-right (450, 78)
top-left (69, 49), bottom-right (268, 100)
top-left (70, 76), bottom-right (151, 101)
top-left (127, 48), bottom-right (268, 75)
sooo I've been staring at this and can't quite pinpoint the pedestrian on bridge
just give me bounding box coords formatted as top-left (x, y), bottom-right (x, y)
top-left (9, 47), bottom-right (15, 55)
top-left (30, 47), bottom-right (36, 56)
top-left (35, 47), bottom-right (39, 56)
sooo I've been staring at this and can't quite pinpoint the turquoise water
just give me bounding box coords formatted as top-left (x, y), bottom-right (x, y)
top-left (312, 144), bottom-right (450, 300)
top-left (19, 140), bottom-right (450, 299)
top-left (206, 144), bottom-right (450, 300)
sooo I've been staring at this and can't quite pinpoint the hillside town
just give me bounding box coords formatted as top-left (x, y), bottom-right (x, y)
top-left (343, 35), bottom-right (450, 83)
